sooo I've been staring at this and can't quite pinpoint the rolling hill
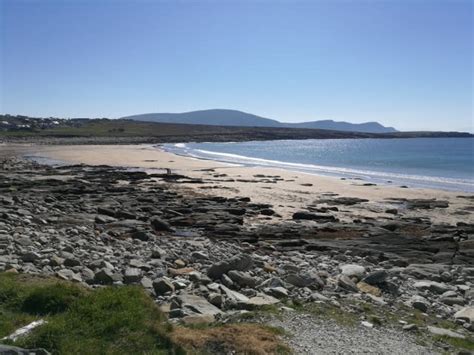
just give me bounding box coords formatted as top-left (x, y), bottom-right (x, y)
top-left (122, 109), bottom-right (398, 133)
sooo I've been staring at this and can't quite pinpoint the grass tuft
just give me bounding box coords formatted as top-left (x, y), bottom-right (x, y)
top-left (0, 273), bottom-right (290, 354)
top-left (172, 324), bottom-right (291, 355)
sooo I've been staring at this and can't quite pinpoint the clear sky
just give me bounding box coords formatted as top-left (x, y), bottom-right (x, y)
top-left (1, 0), bottom-right (472, 131)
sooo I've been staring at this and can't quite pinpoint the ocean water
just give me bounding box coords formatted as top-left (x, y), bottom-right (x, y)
top-left (163, 138), bottom-right (474, 192)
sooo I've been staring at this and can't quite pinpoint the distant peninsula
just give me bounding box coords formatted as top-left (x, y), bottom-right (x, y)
top-left (121, 109), bottom-right (398, 134)
top-left (1, 113), bottom-right (472, 146)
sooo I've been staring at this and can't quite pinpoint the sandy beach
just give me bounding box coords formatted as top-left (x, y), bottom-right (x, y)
top-left (24, 144), bottom-right (473, 225)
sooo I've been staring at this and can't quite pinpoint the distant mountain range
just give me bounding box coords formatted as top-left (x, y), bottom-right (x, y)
top-left (122, 109), bottom-right (398, 133)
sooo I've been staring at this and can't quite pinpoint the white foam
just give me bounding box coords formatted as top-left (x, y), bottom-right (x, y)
top-left (162, 143), bottom-right (474, 192)
top-left (193, 149), bottom-right (473, 187)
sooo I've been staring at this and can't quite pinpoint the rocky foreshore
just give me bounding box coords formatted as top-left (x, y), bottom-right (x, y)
top-left (1, 156), bottom-right (473, 353)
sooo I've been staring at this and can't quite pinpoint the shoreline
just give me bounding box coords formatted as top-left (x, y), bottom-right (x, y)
top-left (19, 143), bottom-right (474, 225)
top-left (161, 140), bottom-right (474, 193)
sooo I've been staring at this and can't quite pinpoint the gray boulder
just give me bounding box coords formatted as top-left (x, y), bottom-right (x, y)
top-left (207, 254), bottom-right (253, 279)
top-left (454, 307), bottom-right (474, 324)
top-left (227, 270), bottom-right (256, 288)
top-left (123, 267), bottom-right (142, 284)
top-left (285, 272), bottom-right (324, 289)
top-left (153, 277), bottom-right (175, 295)
top-left (178, 294), bottom-right (222, 316)
top-left (93, 268), bottom-right (115, 285)
top-left (340, 264), bottom-right (366, 280)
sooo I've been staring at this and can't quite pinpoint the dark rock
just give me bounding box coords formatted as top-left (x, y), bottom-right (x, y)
top-left (130, 229), bottom-right (152, 241)
top-left (285, 272), bottom-right (324, 289)
top-left (123, 267), bottom-right (142, 284)
top-left (150, 217), bottom-right (173, 232)
top-left (207, 254), bottom-right (254, 279)
top-left (153, 277), bottom-right (175, 295)
top-left (94, 269), bottom-right (115, 285)
top-left (363, 270), bottom-right (388, 286)
top-left (292, 211), bottom-right (337, 222)
top-left (228, 270), bottom-right (256, 288)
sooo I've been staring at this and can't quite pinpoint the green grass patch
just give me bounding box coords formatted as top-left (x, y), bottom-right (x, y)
top-left (15, 286), bottom-right (179, 354)
top-left (0, 273), bottom-right (291, 354)
top-left (0, 273), bottom-right (182, 354)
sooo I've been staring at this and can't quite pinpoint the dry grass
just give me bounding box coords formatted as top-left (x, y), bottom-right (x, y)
top-left (171, 324), bottom-right (290, 355)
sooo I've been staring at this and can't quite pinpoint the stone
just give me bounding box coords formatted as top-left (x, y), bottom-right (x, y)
top-left (63, 257), bottom-right (81, 267)
top-left (404, 264), bottom-right (449, 280)
top-left (362, 270), bottom-right (388, 285)
top-left (219, 285), bottom-right (250, 303)
top-left (356, 281), bottom-right (382, 297)
top-left (174, 259), bottom-right (186, 268)
top-left (169, 267), bottom-right (195, 277)
top-left (454, 307), bottom-right (474, 324)
top-left (56, 269), bottom-right (75, 281)
top-left (340, 264), bottom-right (366, 280)
top-left (150, 217), bottom-right (173, 232)
top-left (227, 270), bottom-right (256, 288)
top-left (402, 324), bottom-right (418, 331)
top-left (292, 211), bottom-right (337, 222)
top-left (310, 292), bottom-right (330, 302)
top-left (151, 247), bottom-right (166, 259)
top-left (21, 252), bottom-right (41, 262)
top-left (140, 276), bottom-right (154, 289)
top-left (130, 230), bottom-right (151, 241)
top-left (178, 294), bottom-right (222, 316)
top-left (123, 267), bottom-right (142, 284)
top-left (440, 296), bottom-right (465, 306)
top-left (459, 240), bottom-right (474, 249)
top-left (49, 255), bottom-right (64, 267)
top-left (207, 254), bottom-right (253, 279)
top-left (221, 274), bottom-right (234, 288)
top-left (268, 287), bottom-right (289, 299)
top-left (427, 326), bottom-right (465, 339)
top-left (408, 295), bottom-right (429, 312)
top-left (413, 280), bottom-right (451, 294)
top-left (361, 321), bottom-right (374, 328)
top-left (208, 293), bottom-right (224, 308)
top-left (240, 294), bottom-right (280, 309)
top-left (189, 271), bottom-right (212, 285)
top-left (284, 272), bottom-right (324, 289)
top-left (153, 277), bottom-right (175, 295)
top-left (263, 263), bottom-right (277, 273)
top-left (93, 268), bottom-right (114, 285)
top-left (0, 345), bottom-right (50, 355)
top-left (95, 215), bottom-right (116, 224)
top-left (94, 268), bottom-right (114, 285)
top-left (191, 251), bottom-right (208, 260)
top-left (128, 259), bottom-right (151, 271)
top-left (337, 275), bottom-right (359, 292)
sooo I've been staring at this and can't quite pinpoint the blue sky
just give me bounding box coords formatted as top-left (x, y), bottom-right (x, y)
top-left (1, 0), bottom-right (472, 131)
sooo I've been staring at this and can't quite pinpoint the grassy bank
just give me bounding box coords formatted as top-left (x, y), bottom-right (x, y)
top-left (0, 273), bottom-right (288, 354)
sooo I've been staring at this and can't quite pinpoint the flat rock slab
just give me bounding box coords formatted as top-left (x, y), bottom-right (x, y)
top-left (427, 326), bottom-right (465, 339)
top-left (178, 294), bottom-right (222, 316)
top-left (0, 344), bottom-right (50, 355)
top-left (454, 307), bottom-right (474, 323)
top-left (240, 294), bottom-right (280, 309)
